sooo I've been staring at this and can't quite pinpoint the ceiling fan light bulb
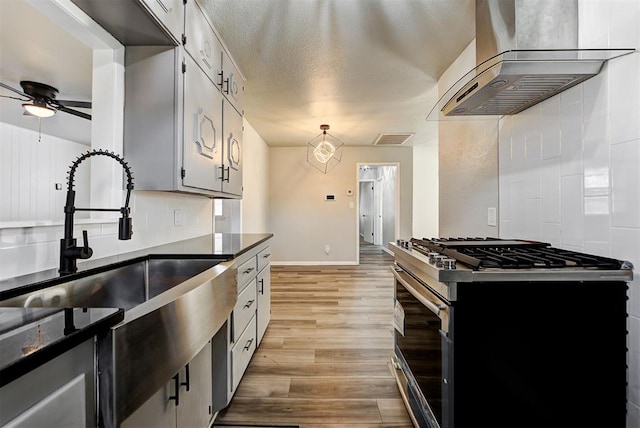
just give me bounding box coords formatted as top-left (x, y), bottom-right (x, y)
top-left (313, 140), bottom-right (336, 164)
top-left (23, 103), bottom-right (55, 118)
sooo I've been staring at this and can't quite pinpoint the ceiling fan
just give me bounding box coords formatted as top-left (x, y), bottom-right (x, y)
top-left (0, 80), bottom-right (91, 120)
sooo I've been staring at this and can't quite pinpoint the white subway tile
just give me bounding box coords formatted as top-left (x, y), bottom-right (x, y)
top-left (0, 228), bottom-right (27, 248)
top-left (561, 175), bottom-right (584, 248)
top-left (583, 115), bottom-right (610, 197)
top-left (499, 220), bottom-right (512, 238)
top-left (579, 0), bottom-right (610, 47)
top-left (609, 0), bottom-right (640, 47)
top-left (610, 54), bottom-right (640, 145)
top-left (511, 181), bottom-right (526, 239)
top-left (540, 96), bottom-right (562, 160)
top-left (560, 83), bottom-right (583, 108)
top-left (512, 134), bottom-right (526, 171)
top-left (526, 134), bottom-right (542, 199)
top-left (583, 71), bottom-right (609, 121)
top-left (611, 140), bottom-right (640, 228)
top-left (525, 199), bottom-right (541, 239)
top-left (583, 241), bottom-right (611, 258)
top-left (25, 225), bottom-right (64, 245)
top-left (541, 159), bottom-right (561, 223)
top-left (611, 228), bottom-right (640, 277)
top-left (560, 102), bottom-right (584, 176)
top-left (584, 196), bottom-right (611, 243)
top-left (540, 223), bottom-right (561, 248)
top-left (499, 175), bottom-right (512, 222)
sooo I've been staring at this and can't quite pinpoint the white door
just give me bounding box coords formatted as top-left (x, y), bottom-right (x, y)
top-left (360, 181), bottom-right (374, 244)
top-left (374, 179), bottom-right (383, 245)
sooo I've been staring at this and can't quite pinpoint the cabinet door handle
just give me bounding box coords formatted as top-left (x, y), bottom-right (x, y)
top-left (243, 338), bottom-right (254, 351)
top-left (169, 373), bottom-right (180, 406)
top-left (224, 166), bottom-right (231, 182)
top-left (181, 363), bottom-right (190, 392)
top-left (259, 278), bottom-right (264, 294)
top-left (244, 299), bottom-right (255, 309)
top-left (263, 253), bottom-right (271, 258)
top-left (224, 77), bottom-right (230, 95)
top-left (218, 165), bottom-right (225, 182)
top-left (218, 71), bottom-right (224, 87)
top-left (243, 267), bottom-right (254, 275)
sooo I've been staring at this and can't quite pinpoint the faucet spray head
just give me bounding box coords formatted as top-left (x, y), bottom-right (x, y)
top-left (119, 209), bottom-right (133, 240)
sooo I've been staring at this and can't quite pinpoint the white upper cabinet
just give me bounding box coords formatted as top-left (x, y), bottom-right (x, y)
top-left (183, 0), bottom-right (223, 88)
top-left (222, 101), bottom-right (243, 196)
top-left (141, 0), bottom-right (185, 43)
top-left (183, 54), bottom-right (224, 192)
top-left (221, 50), bottom-right (244, 115)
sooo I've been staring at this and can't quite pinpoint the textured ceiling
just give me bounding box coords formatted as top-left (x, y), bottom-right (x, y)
top-left (203, 0), bottom-right (475, 147)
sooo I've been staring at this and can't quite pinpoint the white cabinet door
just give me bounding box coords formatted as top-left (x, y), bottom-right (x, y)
top-left (121, 381), bottom-right (176, 428)
top-left (122, 342), bottom-right (212, 428)
top-left (183, 54), bottom-right (224, 191)
top-left (176, 342), bottom-right (213, 428)
top-left (222, 101), bottom-right (243, 196)
top-left (221, 50), bottom-right (244, 114)
top-left (184, 0), bottom-right (223, 87)
top-left (230, 316), bottom-right (257, 393)
top-left (256, 265), bottom-right (271, 345)
top-left (141, 0), bottom-right (184, 42)
top-left (3, 375), bottom-right (87, 428)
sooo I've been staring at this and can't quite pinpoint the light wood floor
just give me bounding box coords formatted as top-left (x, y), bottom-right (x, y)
top-left (215, 242), bottom-right (412, 427)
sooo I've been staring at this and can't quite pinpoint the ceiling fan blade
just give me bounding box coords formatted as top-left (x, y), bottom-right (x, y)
top-left (57, 99), bottom-right (92, 109)
top-left (57, 106), bottom-right (92, 120)
top-left (0, 81), bottom-right (31, 99)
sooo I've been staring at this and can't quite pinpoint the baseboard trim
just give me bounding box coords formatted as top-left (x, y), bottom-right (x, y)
top-left (271, 261), bottom-right (358, 266)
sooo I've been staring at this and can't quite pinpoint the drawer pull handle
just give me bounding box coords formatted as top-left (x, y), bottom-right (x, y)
top-left (244, 299), bottom-right (255, 308)
top-left (243, 267), bottom-right (255, 275)
top-left (243, 338), bottom-right (254, 351)
top-left (263, 253), bottom-right (271, 258)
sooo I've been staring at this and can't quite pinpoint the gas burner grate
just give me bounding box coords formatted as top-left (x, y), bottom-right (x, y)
top-left (409, 237), bottom-right (624, 270)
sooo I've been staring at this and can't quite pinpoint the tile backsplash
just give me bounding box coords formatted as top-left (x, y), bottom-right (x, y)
top-left (499, 2), bottom-right (640, 424)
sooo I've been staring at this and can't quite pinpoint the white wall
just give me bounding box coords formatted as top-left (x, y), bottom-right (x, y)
top-left (498, 1), bottom-right (640, 425)
top-left (437, 41), bottom-right (500, 238)
top-left (0, 122), bottom-right (90, 223)
top-left (240, 119), bottom-right (270, 233)
top-left (269, 146), bottom-right (412, 264)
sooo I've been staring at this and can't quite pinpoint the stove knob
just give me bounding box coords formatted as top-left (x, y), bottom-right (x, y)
top-left (435, 255), bottom-right (447, 268)
top-left (428, 252), bottom-right (440, 264)
top-left (443, 258), bottom-right (457, 270)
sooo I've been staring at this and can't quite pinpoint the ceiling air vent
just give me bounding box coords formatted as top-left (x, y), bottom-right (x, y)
top-left (372, 133), bottom-right (414, 146)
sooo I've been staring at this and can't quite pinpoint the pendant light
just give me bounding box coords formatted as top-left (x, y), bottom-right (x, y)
top-left (306, 124), bottom-right (344, 173)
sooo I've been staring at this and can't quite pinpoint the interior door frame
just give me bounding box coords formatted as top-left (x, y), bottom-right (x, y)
top-left (355, 162), bottom-right (400, 264)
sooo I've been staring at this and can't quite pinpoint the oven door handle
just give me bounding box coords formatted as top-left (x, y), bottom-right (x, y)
top-left (392, 266), bottom-right (446, 316)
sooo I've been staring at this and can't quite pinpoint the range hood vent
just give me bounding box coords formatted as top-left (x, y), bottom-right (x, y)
top-left (427, 0), bottom-right (636, 120)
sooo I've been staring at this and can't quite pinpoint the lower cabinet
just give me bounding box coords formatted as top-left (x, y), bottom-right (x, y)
top-left (0, 339), bottom-right (95, 427)
top-left (256, 264), bottom-right (271, 345)
top-left (122, 341), bottom-right (212, 428)
top-left (212, 240), bottom-right (272, 413)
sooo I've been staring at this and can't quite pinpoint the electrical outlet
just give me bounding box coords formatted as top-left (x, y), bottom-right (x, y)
top-left (487, 207), bottom-right (497, 227)
top-left (325, 245), bottom-right (330, 254)
top-left (174, 209), bottom-right (183, 226)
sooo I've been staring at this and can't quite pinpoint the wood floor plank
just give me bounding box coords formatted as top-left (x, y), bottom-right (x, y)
top-left (215, 243), bottom-right (411, 426)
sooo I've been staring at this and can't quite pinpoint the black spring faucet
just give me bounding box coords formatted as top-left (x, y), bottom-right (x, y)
top-left (59, 149), bottom-right (134, 276)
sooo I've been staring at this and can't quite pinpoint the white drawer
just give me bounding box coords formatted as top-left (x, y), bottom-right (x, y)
top-left (232, 280), bottom-right (257, 341)
top-left (230, 316), bottom-right (256, 392)
top-left (236, 257), bottom-right (257, 292)
top-left (257, 246), bottom-right (271, 272)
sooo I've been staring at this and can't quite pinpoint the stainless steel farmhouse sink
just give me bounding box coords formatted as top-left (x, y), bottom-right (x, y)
top-left (0, 257), bottom-right (237, 427)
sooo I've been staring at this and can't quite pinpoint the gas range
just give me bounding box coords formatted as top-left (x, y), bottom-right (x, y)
top-left (390, 237), bottom-right (633, 301)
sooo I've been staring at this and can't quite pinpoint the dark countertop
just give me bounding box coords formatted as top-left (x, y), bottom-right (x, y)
top-left (0, 307), bottom-right (124, 387)
top-left (0, 233), bottom-right (273, 300)
top-left (0, 233), bottom-right (272, 387)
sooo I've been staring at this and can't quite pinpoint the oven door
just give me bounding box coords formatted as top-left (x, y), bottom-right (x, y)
top-left (392, 265), bottom-right (451, 428)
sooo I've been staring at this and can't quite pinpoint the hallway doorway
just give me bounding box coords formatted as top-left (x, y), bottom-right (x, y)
top-left (357, 163), bottom-right (398, 263)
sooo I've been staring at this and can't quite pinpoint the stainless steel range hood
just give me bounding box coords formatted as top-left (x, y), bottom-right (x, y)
top-left (428, 0), bottom-right (635, 120)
